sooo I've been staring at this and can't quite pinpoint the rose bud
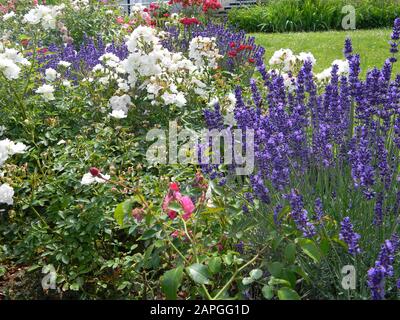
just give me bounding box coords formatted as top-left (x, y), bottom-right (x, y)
top-left (89, 167), bottom-right (100, 176)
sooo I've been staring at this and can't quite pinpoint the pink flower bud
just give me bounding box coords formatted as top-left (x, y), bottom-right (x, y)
top-left (89, 167), bottom-right (100, 177)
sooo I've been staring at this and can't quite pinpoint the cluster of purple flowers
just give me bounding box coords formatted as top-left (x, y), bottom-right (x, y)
top-left (286, 189), bottom-right (316, 238)
top-left (367, 234), bottom-right (400, 300)
top-left (37, 36), bottom-right (128, 77)
top-left (313, 198), bottom-right (324, 222)
top-left (339, 217), bottom-right (361, 255)
top-left (203, 18), bottom-right (400, 228)
top-left (162, 21), bottom-right (265, 72)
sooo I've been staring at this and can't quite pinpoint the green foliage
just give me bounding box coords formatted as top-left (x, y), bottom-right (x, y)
top-left (252, 29), bottom-right (400, 77)
top-left (228, 0), bottom-right (400, 33)
top-left (161, 266), bottom-right (184, 300)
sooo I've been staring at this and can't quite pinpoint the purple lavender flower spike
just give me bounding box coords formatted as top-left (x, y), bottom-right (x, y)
top-left (287, 189), bottom-right (316, 238)
top-left (339, 217), bottom-right (361, 255)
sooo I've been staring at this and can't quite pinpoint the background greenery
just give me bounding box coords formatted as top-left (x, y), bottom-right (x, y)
top-left (228, 0), bottom-right (400, 33)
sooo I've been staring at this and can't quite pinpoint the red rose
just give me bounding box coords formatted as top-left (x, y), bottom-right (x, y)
top-left (228, 50), bottom-right (237, 58)
top-left (169, 182), bottom-right (180, 192)
top-left (168, 210), bottom-right (178, 219)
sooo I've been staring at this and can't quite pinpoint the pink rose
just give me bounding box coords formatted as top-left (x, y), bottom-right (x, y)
top-left (179, 196), bottom-right (195, 220)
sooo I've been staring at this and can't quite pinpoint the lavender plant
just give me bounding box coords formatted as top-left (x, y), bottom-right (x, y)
top-left (202, 18), bottom-right (400, 300)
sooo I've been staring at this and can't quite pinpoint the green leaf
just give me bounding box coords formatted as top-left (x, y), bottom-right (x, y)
top-left (70, 283), bottom-right (80, 291)
top-left (281, 269), bottom-right (297, 288)
top-left (242, 277), bottom-right (254, 285)
top-left (223, 252), bottom-right (233, 266)
top-left (114, 200), bottom-right (134, 227)
top-left (284, 243), bottom-right (296, 264)
top-left (296, 238), bottom-right (321, 263)
top-left (161, 266), bottom-right (184, 300)
top-left (168, 202), bottom-right (182, 212)
top-left (277, 287), bottom-right (300, 300)
top-left (320, 238), bottom-right (330, 256)
top-left (262, 285), bottom-right (274, 299)
top-left (61, 255), bottom-right (69, 265)
top-left (140, 229), bottom-right (158, 240)
top-left (249, 268), bottom-right (263, 280)
top-left (186, 263), bottom-right (211, 285)
top-left (114, 202), bottom-right (125, 227)
top-left (267, 262), bottom-right (284, 278)
top-left (268, 277), bottom-right (291, 287)
top-left (208, 257), bottom-right (222, 274)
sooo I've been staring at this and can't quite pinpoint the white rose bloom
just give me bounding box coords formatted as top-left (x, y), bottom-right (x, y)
top-left (174, 92), bottom-right (187, 107)
top-left (0, 138), bottom-right (27, 166)
top-left (208, 97), bottom-right (219, 107)
top-left (3, 48), bottom-right (30, 66)
top-left (3, 12), bottom-right (16, 21)
top-left (331, 59), bottom-right (350, 75)
top-left (58, 61), bottom-right (71, 68)
top-left (81, 172), bottom-right (110, 185)
top-left (62, 80), bottom-right (71, 87)
top-left (0, 58), bottom-right (20, 80)
top-left (35, 84), bottom-right (55, 101)
top-left (109, 94), bottom-right (132, 113)
top-left (315, 68), bottom-right (333, 82)
top-left (297, 52), bottom-right (316, 66)
top-left (226, 93), bottom-right (237, 112)
top-left (45, 68), bottom-right (59, 82)
top-left (0, 183), bottom-right (14, 205)
top-left (110, 110), bottom-right (127, 119)
top-left (269, 49), bottom-right (294, 66)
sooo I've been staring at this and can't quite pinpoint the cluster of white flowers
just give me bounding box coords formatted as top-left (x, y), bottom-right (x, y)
top-left (0, 48), bottom-right (30, 80)
top-left (0, 138), bottom-right (27, 206)
top-left (23, 4), bottom-right (65, 30)
top-left (36, 84), bottom-right (55, 101)
top-left (0, 138), bottom-right (27, 167)
top-left (94, 52), bottom-right (128, 88)
top-left (120, 26), bottom-right (208, 110)
top-left (2, 11), bottom-right (16, 22)
top-left (315, 59), bottom-right (350, 82)
top-left (269, 48), bottom-right (316, 72)
top-left (129, 4), bottom-right (147, 14)
top-left (69, 0), bottom-right (89, 11)
top-left (188, 36), bottom-right (222, 69)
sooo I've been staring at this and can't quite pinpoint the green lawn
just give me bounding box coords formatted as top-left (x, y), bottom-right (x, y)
top-left (251, 29), bottom-right (400, 77)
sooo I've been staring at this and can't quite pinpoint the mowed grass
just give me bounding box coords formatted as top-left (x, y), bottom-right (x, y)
top-left (251, 29), bottom-right (400, 77)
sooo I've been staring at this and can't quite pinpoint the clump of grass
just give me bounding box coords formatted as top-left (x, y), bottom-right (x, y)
top-left (228, 0), bottom-right (400, 33)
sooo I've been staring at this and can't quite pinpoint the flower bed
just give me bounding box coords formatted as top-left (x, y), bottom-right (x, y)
top-left (1, 0), bottom-right (400, 300)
